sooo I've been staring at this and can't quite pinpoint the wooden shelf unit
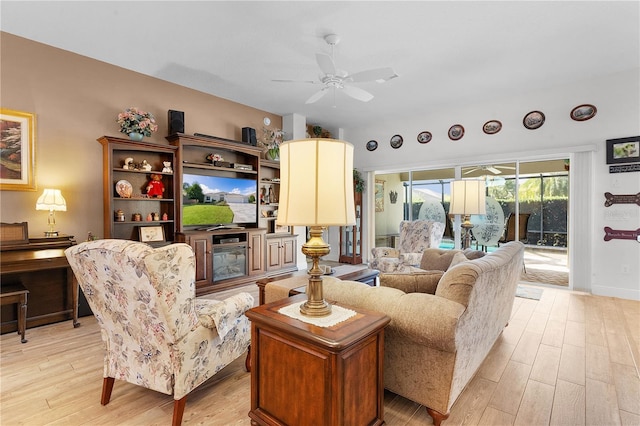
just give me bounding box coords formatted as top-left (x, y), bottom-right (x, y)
top-left (98, 136), bottom-right (177, 244)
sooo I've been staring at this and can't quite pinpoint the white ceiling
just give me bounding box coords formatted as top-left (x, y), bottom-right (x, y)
top-left (2, 1), bottom-right (639, 130)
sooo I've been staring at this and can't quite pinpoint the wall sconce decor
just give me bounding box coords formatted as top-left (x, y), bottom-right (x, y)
top-left (389, 190), bottom-right (398, 204)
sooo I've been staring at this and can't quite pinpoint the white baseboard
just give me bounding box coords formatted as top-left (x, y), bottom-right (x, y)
top-left (591, 284), bottom-right (640, 301)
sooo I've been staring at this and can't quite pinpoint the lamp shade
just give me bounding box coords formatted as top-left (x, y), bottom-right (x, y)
top-left (449, 180), bottom-right (486, 216)
top-left (36, 189), bottom-right (67, 211)
top-left (277, 138), bottom-right (356, 226)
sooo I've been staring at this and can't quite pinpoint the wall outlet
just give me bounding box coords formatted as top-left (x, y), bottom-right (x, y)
top-left (621, 264), bottom-right (630, 274)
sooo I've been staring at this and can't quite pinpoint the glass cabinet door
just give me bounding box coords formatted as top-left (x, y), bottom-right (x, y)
top-left (340, 193), bottom-right (362, 264)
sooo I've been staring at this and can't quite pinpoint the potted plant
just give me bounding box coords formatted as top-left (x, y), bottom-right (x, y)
top-left (353, 169), bottom-right (365, 193)
top-left (116, 107), bottom-right (158, 141)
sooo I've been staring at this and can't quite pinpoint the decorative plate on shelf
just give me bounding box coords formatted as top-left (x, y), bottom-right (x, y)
top-left (483, 120), bottom-right (502, 135)
top-left (570, 104), bottom-right (597, 121)
top-left (448, 124), bottom-right (465, 140)
top-left (417, 131), bottom-right (432, 144)
top-left (523, 111), bottom-right (545, 129)
top-left (366, 140), bottom-right (378, 151)
top-left (115, 180), bottom-right (133, 198)
top-left (390, 134), bottom-right (403, 149)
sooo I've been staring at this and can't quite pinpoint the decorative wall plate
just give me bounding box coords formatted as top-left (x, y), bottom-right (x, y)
top-left (570, 104), bottom-right (597, 121)
top-left (448, 124), bottom-right (465, 140)
top-left (366, 140), bottom-right (378, 151)
top-left (483, 120), bottom-right (502, 135)
top-left (390, 134), bottom-right (403, 149)
top-left (115, 180), bottom-right (133, 198)
top-left (417, 131), bottom-right (432, 144)
top-left (523, 111), bottom-right (545, 129)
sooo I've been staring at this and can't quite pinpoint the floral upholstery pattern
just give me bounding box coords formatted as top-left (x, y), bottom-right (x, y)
top-left (65, 239), bottom-right (252, 403)
top-left (370, 220), bottom-right (445, 273)
top-left (471, 197), bottom-right (505, 249)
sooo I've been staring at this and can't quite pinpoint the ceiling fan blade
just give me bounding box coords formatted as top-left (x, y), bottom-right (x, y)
top-left (315, 53), bottom-right (336, 76)
top-left (342, 85), bottom-right (374, 102)
top-left (487, 167), bottom-right (502, 174)
top-left (305, 88), bottom-right (328, 104)
top-left (348, 67), bottom-right (398, 83)
top-left (272, 79), bottom-right (317, 84)
top-left (463, 168), bottom-right (478, 175)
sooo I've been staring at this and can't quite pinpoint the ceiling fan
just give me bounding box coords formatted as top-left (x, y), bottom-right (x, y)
top-left (273, 34), bottom-right (398, 105)
top-left (463, 165), bottom-right (516, 175)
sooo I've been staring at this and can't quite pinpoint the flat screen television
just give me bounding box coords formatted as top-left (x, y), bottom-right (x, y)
top-left (182, 173), bottom-right (257, 229)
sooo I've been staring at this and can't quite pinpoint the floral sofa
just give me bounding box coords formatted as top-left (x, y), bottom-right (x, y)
top-left (65, 239), bottom-right (253, 426)
top-left (320, 241), bottom-right (525, 425)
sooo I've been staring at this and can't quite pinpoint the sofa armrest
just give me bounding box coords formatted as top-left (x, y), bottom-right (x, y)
top-left (380, 270), bottom-right (444, 294)
top-left (371, 247), bottom-right (400, 258)
top-left (392, 292), bottom-right (465, 353)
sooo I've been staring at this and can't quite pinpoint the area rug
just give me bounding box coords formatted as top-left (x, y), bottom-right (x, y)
top-left (516, 285), bottom-right (543, 300)
top-left (520, 268), bottom-right (568, 287)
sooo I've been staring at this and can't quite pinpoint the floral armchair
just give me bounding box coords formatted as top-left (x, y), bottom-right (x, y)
top-left (65, 240), bottom-right (253, 426)
top-left (370, 220), bottom-right (446, 273)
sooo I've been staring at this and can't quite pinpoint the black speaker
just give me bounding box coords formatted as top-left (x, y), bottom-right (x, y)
top-left (168, 110), bottom-right (184, 135)
top-left (242, 127), bottom-right (257, 146)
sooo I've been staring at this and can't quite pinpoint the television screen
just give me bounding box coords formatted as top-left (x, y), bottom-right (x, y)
top-left (182, 173), bottom-right (257, 227)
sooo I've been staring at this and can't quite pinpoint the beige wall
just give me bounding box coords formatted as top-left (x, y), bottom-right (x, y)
top-left (0, 33), bottom-right (281, 239)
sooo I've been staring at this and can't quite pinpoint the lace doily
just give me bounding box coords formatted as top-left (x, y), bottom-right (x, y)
top-left (278, 301), bottom-right (356, 327)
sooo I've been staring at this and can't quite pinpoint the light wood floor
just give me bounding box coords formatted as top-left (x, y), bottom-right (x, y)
top-left (1, 283), bottom-right (639, 425)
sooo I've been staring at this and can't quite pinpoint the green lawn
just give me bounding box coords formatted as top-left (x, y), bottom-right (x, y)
top-left (183, 204), bottom-right (233, 225)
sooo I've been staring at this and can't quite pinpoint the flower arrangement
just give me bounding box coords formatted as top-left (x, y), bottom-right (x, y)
top-left (206, 153), bottom-right (225, 163)
top-left (259, 127), bottom-right (285, 159)
top-left (116, 107), bottom-right (158, 137)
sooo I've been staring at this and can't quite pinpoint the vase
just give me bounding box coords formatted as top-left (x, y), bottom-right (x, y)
top-left (129, 132), bottom-right (144, 141)
top-left (266, 148), bottom-right (279, 161)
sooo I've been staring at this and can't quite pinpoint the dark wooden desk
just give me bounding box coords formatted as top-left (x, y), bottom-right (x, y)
top-left (1, 235), bottom-right (79, 332)
top-left (247, 294), bottom-right (389, 425)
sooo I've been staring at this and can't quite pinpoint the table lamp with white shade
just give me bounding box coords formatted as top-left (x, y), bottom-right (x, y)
top-left (449, 180), bottom-right (486, 249)
top-left (277, 138), bottom-right (356, 317)
top-left (35, 188), bottom-right (67, 237)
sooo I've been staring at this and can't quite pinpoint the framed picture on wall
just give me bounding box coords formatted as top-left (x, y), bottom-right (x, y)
top-left (375, 180), bottom-right (385, 212)
top-left (606, 136), bottom-right (640, 165)
top-left (0, 108), bottom-right (36, 191)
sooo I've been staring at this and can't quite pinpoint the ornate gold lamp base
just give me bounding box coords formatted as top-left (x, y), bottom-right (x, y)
top-left (461, 215), bottom-right (474, 250)
top-left (300, 226), bottom-right (332, 317)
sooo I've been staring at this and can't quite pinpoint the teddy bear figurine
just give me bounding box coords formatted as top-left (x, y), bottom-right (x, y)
top-left (162, 161), bottom-right (173, 173)
top-left (146, 174), bottom-right (165, 198)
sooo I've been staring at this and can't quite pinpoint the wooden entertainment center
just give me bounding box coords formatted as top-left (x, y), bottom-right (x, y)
top-left (99, 134), bottom-right (298, 296)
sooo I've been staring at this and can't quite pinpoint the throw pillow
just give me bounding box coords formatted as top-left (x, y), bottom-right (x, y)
top-left (420, 248), bottom-right (463, 271)
top-left (448, 251), bottom-right (469, 268)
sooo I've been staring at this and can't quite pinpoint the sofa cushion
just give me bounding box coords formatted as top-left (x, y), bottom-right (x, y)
top-left (419, 248), bottom-right (463, 271)
top-left (379, 270), bottom-right (444, 294)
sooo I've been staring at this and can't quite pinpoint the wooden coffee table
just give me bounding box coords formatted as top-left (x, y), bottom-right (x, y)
top-left (256, 267), bottom-right (379, 305)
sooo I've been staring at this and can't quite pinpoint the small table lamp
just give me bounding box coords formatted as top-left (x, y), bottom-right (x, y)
top-left (36, 188), bottom-right (67, 237)
top-left (277, 138), bottom-right (356, 317)
top-left (450, 180), bottom-right (486, 249)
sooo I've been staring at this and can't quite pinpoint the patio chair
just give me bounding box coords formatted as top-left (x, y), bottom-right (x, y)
top-left (471, 197), bottom-right (505, 251)
top-left (499, 213), bottom-right (531, 245)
